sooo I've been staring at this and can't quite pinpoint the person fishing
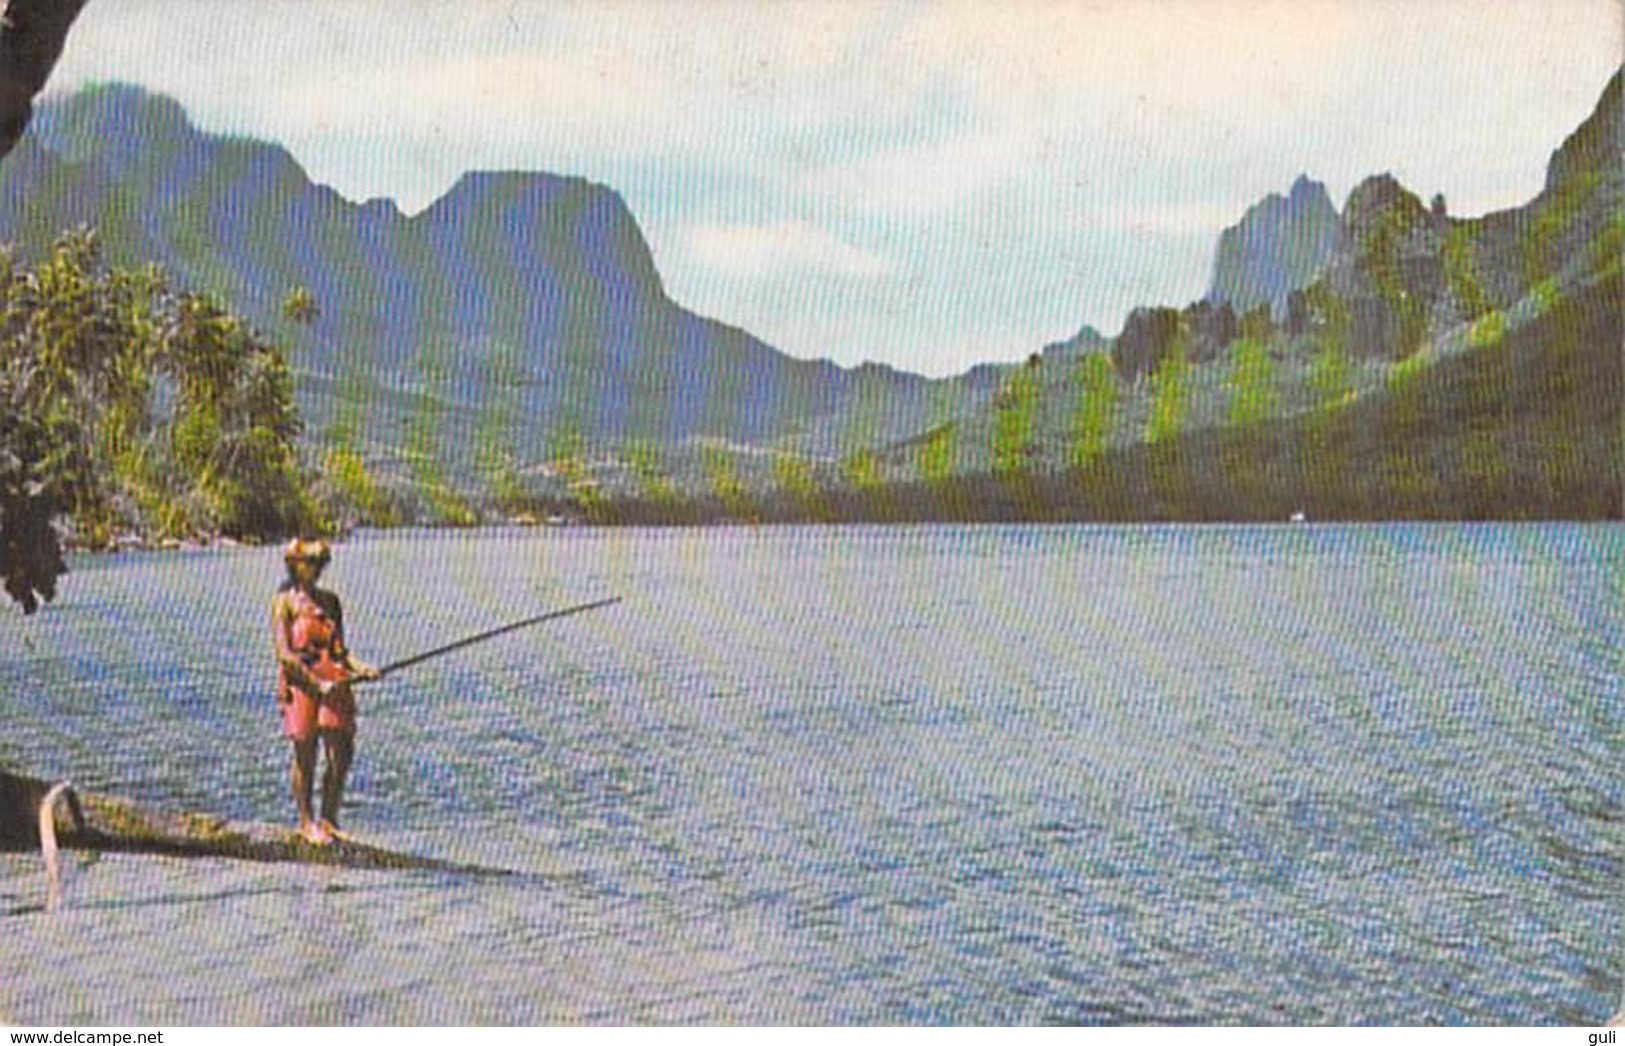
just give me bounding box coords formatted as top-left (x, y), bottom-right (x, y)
top-left (272, 538), bottom-right (380, 845)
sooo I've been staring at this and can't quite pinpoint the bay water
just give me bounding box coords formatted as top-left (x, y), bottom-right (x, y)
top-left (0, 525), bottom-right (1619, 1024)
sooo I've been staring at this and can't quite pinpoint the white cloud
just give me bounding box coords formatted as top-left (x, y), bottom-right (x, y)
top-left (685, 220), bottom-right (895, 280)
top-left (797, 120), bottom-right (1042, 218)
top-left (893, 0), bottom-right (1358, 119)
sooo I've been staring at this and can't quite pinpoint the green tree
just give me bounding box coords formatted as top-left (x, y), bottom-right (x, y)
top-left (1070, 353), bottom-right (1116, 468)
top-left (281, 285), bottom-right (319, 325)
top-left (317, 363), bottom-right (396, 529)
top-left (1225, 336), bottom-right (1279, 428)
top-left (1309, 342), bottom-right (1353, 409)
top-left (703, 445), bottom-right (754, 519)
top-left (842, 448), bottom-right (882, 491)
top-left (1217, 339), bottom-right (1276, 509)
top-left (625, 439), bottom-right (676, 506)
top-left (915, 424), bottom-right (956, 484)
top-left (1144, 343), bottom-right (1190, 443)
top-left (992, 356), bottom-right (1042, 474)
top-left (915, 378), bottom-right (963, 485)
top-left (320, 442), bottom-right (396, 529)
top-left (1302, 281), bottom-right (1350, 359)
top-left (774, 451), bottom-right (825, 518)
top-left (1468, 310), bottom-right (1506, 350)
top-left (548, 421), bottom-right (601, 519)
top-left (1529, 277), bottom-right (1561, 317)
top-left (0, 228), bottom-right (318, 544)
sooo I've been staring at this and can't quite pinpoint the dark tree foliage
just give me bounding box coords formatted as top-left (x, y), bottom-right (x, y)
top-left (1285, 289), bottom-right (1311, 338)
top-left (0, 0), bottom-right (89, 613)
top-left (0, 228), bottom-right (320, 611)
top-left (1113, 306), bottom-right (1184, 383)
top-left (0, 398), bottom-right (63, 612)
top-left (1236, 303), bottom-right (1273, 344)
top-left (0, 0), bottom-right (89, 156)
top-left (1184, 299), bottom-right (1237, 363)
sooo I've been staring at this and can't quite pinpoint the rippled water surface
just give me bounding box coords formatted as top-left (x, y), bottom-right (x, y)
top-left (1, 525), bottom-right (1620, 1025)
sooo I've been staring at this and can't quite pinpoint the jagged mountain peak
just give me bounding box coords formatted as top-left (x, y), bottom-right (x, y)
top-left (1288, 173), bottom-right (1323, 201)
top-left (1205, 174), bottom-right (1341, 317)
top-left (1257, 173), bottom-right (1333, 213)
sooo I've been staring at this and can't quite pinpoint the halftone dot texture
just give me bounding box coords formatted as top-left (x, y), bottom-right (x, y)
top-left (0, 526), bottom-right (1618, 1024)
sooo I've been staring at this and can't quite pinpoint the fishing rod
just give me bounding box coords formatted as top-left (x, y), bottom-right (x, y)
top-left (368, 596), bottom-right (622, 680)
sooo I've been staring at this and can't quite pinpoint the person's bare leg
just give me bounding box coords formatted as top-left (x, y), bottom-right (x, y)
top-left (319, 731), bottom-right (353, 838)
top-left (291, 737), bottom-right (329, 844)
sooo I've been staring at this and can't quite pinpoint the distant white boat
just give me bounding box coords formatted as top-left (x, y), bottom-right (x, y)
top-left (1289, 511), bottom-right (1307, 523)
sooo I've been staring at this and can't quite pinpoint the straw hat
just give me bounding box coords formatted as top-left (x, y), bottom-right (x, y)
top-left (282, 537), bottom-right (332, 567)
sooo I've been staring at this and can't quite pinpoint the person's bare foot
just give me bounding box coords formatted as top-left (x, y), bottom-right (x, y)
top-left (318, 818), bottom-right (349, 843)
top-left (300, 820), bottom-right (333, 846)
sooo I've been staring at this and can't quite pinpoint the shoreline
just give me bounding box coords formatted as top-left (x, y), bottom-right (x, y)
top-left (59, 513), bottom-right (1625, 560)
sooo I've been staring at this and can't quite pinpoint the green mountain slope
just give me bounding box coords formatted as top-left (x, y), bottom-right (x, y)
top-left (0, 85), bottom-right (961, 485)
top-left (854, 66), bottom-right (1621, 520)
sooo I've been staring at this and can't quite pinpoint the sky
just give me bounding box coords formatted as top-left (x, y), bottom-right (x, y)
top-left (42, 0), bottom-right (1624, 377)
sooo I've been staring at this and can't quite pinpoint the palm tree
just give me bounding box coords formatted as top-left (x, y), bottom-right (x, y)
top-left (281, 285), bottom-right (319, 325)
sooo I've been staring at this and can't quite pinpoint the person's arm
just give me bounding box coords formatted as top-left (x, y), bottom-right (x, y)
top-left (272, 593), bottom-right (336, 696)
top-left (327, 593), bottom-right (381, 682)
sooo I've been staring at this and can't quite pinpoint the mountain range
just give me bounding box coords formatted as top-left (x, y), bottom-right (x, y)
top-left (847, 65), bottom-right (1620, 506)
top-left (0, 69), bottom-right (1616, 517)
top-left (0, 85), bottom-right (980, 472)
